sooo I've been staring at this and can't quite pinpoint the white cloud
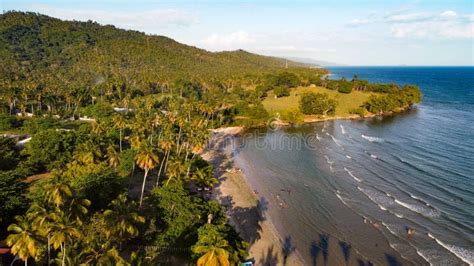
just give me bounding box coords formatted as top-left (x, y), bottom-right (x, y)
top-left (390, 22), bottom-right (473, 39)
top-left (201, 30), bottom-right (256, 50)
top-left (384, 12), bottom-right (432, 23)
top-left (440, 10), bottom-right (457, 19)
top-left (28, 5), bottom-right (198, 32)
top-left (350, 9), bottom-right (474, 40)
top-left (349, 18), bottom-right (371, 26)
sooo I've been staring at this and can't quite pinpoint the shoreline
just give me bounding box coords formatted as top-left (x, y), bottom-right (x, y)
top-left (203, 113), bottom-right (416, 265)
top-left (202, 127), bottom-right (305, 265)
top-left (259, 105), bottom-right (416, 129)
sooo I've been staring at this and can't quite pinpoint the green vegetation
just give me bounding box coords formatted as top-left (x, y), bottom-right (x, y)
top-left (263, 75), bottom-right (422, 122)
top-left (299, 92), bottom-right (337, 116)
top-left (364, 85), bottom-right (422, 114)
top-left (0, 11), bottom-right (422, 265)
top-left (263, 86), bottom-right (375, 117)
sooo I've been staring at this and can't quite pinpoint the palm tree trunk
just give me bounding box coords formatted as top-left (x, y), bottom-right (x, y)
top-left (156, 153), bottom-right (166, 186)
top-left (139, 169), bottom-right (149, 207)
top-left (48, 235), bottom-right (51, 265)
top-left (62, 243), bottom-right (66, 266)
top-left (185, 153), bottom-right (196, 178)
top-left (163, 150), bottom-right (170, 175)
top-left (119, 129), bottom-right (123, 152)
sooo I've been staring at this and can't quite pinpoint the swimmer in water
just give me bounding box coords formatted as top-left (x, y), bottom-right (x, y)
top-left (407, 228), bottom-right (415, 238)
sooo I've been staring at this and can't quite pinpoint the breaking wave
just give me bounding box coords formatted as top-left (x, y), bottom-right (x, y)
top-left (344, 167), bottom-right (362, 182)
top-left (394, 199), bottom-right (440, 218)
top-left (428, 233), bottom-right (474, 265)
top-left (358, 186), bottom-right (392, 212)
top-left (340, 125), bottom-right (346, 134)
top-left (361, 134), bottom-right (385, 143)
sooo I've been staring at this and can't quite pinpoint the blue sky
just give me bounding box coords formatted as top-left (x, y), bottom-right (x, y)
top-left (2, 0), bottom-right (473, 65)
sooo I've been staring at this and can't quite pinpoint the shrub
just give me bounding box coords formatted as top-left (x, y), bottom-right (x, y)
top-left (0, 137), bottom-right (20, 171)
top-left (337, 82), bottom-right (353, 93)
top-left (349, 107), bottom-right (367, 117)
top-left (0, 114), bottom-right (22, 131)
top-left (22, 116), bottom-right (60, 134)
top-left (299, 92), bottom-right (337, 116)
top-left (26, 129), bottom-right (77, 171)
top-left (80, 102), bottom-right (115, 120)
top-left (66, 162), bottom-right (126, 211)
top-left (0, 171), bottom-right (28, 237)
top-left (280, 109), bottom-right (304, 125)
top-left (273, 86), bottom-right (290, 98)
top-left (363, 85), bottom-right (422, 114)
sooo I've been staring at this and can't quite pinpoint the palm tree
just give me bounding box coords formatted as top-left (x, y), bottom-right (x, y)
top-left (46, 183), bottom-right (73, 208)
top-left (165, 158), bottom-right (187, 186)
top-left (74, 140), bottom-right (103, 165)
top-left (92, 120), bottom-right (106, 135)
top-left (156, 135), bottom-right (173, 186)
top-left (106, 145), bottom-right (120, 168)
top-left (134, 142), bottom-right (159, 207)
top-left (6, 216), bottom-right (42, 266)
top-left (49, 214), bottom-right (81, 266)
top-left (192, 225), bottom-right (231, 266)
top-left (112, 114), bottom-right (127, 152)
top-left (192, 167), bottom-right (218, 190)
top-left (102, 193), bottom-right (145, 245)
top-left (79, 245), bottom-right (128, 266)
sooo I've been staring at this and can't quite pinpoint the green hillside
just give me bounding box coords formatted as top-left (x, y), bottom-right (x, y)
top-left (0, 11), bottom-right (319, 91)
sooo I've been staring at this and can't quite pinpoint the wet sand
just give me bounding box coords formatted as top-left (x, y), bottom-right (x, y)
top-left (202, 127), bottom-right (305, 265)
top-left (203, 126), bottom-right (412, 266)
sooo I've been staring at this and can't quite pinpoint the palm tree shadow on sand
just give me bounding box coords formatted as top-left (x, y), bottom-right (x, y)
top-left (218, 194), bottom-right (268, 247)
top-left (309, 233), bottom-right (329, 266)
top-left (385, 253), bottom-right (402, 266)
top-left (259, 245), bottom-right (278, 266)
top-left (339, 240), bottom-right (351, 265)
top-left (282, 236), bottom-right (296, 265)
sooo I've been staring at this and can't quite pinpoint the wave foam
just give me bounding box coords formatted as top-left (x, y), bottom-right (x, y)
top-left (428, 233), bottom-right (474, 265)
top-left (394, 199), bottom-right (440, 218)
top-left (410, 194), bottom-right (431, 206)
top-left (358, 186), bottom-right (392, 211)
top-left (394, 212), bottom-right (404, 218)
top-left (382, 222), bottom-right (399, 237)
top-left (362, 134), bottom-right (385, 143)
top-left (324, 155), bottom-right (333, 165)
top-left (336, 192), bottom-right (351, 208)
top-left (330, 135), bottom-right (342, 147)
top-left (416, 249), bottom-right (438, 266)
top-left (344, 167), bottom-right (362, 182)
top-left (340, 125), bottom-right (346, 135)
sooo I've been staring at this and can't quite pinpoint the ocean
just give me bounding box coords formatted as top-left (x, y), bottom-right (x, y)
top-left (233, 67), bottom-right (474, 265)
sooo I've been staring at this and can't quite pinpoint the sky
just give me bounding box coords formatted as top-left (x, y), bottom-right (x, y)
top-left (2, 0), bottom-right (473, 65)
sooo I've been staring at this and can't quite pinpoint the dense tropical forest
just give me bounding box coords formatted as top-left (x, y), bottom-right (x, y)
top-left (0, 11), bottom-right (421, 265)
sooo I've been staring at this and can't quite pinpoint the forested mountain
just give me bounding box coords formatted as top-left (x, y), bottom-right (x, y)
top-left (0, 11), bottom-right (314, 91)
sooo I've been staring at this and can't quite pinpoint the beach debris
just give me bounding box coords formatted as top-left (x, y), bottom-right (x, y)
top-left (274, 194), bottom-right (288, 208)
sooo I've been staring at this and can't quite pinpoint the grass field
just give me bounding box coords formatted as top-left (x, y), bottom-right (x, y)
top-left (262, 86), bottom-right (375, 117)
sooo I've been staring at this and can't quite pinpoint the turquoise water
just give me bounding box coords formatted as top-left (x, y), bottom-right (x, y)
top-left (234, 67), bottom-right (474, 265)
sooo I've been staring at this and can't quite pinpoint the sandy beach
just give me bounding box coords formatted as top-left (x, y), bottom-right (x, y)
top-left (202, 127), bottom-right (305, 265)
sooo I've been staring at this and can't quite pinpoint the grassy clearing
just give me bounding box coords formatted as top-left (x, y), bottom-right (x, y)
top-left (263, 86), bottom-right (376, 117)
